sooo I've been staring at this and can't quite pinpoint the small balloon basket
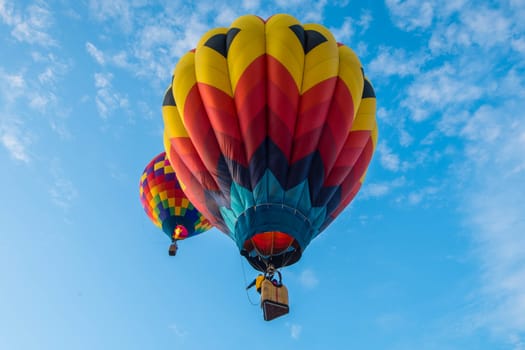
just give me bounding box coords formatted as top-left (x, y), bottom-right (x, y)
top-left (260, 279), bottom-right (289, 321)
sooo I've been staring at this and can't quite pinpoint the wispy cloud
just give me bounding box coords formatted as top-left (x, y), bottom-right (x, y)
top-left (403, 63), bottom-right (484, 122)
top-left (286, 322), bottom-right (302, 339)
top-left (368, 47), bottom-right (426, 78)
top-left (49, 160), bottom-right (78, 209)
top-left (460, 101), bottom-right (525, 345)
top-left (389, 1), bottom-right (521, 56)
top-left (242, 0), bottom-right (260, 11)
top-left (404, 185), bottom-right (440, 206)
top-left (299, 268), bottom-right (319, 289)
top-left (360, 177), bottom-right (406, 199)
top-left (107, 162), bottom-right (129, 182)
top-left (302, 0), bottom-right (328, 22)
top-left (86, 42), bottom-right (105, 65)
top-left (88, 0), bottom-right (138, 33)
top-left (433, 5), bottom-right (511, 53)
top-left (385, 0), bottom-right (434, 30)
top-left (0, 119), bottom-right (31, 163)
top-left (93, 72), bottom-right (129, 118)
top-left (214, 5), bottom-right (238, 26)
top-left (0, 0), bottom-right (57, 46)
top-left (377, 5), bottom-right (525, 344)
top-left (0, 69), bottom-right (32, 163)
top-left (384, 4), bottom-right (525, 341)
top-left (0, 68), bottom-right (26, 103)
top-left (168, 323), bottom-right (188, 338)
top-left (1, 52), bottom-right (72, 143)
top-left (84, 0), bottom-right (347, 83)
top-left (329, 17), bottom-right (354, 43)
top-left (377, 141), bottom-right (408, 172)
top-left (375, 107), bottom-right (414, 147)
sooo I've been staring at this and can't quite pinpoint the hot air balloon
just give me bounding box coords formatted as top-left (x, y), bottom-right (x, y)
top-left (139, 152), bottom-right (213, 256)
top-left (161, 14), bottom-right (377, 319)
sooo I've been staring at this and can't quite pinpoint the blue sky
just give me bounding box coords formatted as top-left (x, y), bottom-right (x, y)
top-left (1, 0), bottom-right (525, 349)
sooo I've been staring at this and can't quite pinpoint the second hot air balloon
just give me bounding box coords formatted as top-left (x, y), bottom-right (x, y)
top-left (139, 152), bottom-right (212, 256)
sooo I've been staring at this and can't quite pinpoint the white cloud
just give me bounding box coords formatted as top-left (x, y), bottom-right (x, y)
top-left (428, 22), bottom-right (470, 53)
top-left (242, 0), bottom-right (260, 11)
top-left (94, 72), bottom-right (111, 88)
top-left (49, 118), bottom-right (72, 140)
top-left (0, 69), bottom-right (32, 163)
top-left (49, 160), bottom-right (78, 209)
top-left (330, 17), bottom-right (354, 43)
top-left (287, 323), bottom-right (302, 339)
top-left (86, 42), bottom-right (133, 70)
top-left (360, 177), bottom-right (406, 199)
top-left (214, 5), bottom-right (238, 26)
top-left (131, 23), bottom-right (181, 80)
top-left (385, 0), bottom-right (434, 30)
top-left (303, 0), bottom-right (328, 22)
top-left (93, 72), bottom-right (129, 118)
top-left (429, 5), bottom-right (512, 53)
top-left (406, 186), bottom-right (439, 205)
top-left (377, 142), bottom-right (402, 172)
top-left (38, 66), bottom-right (56, 84)
top-left (82, 1), bottom-right (349, 85)
top-left (362, 183), bottom-right (390, 197)
top-left (459, 101), bottom-right (525, 344)
top-left (0, 71), bottom-right (25, 106)
top-left (0, 123), bottom-right (31, 163)
top-left (461, 7), bottom-right (511, 49)
top-left (168, 323), bottom-right (188, 338)
top-left (111, 51), bottom-right (131, 69)
top-left (107, 162), bottom-right (129, 182)
top-left (368, 47), bottom-right (425, 78)
top-left (1, 133), bottom-right (27, 161)
top-left (326, 11), bottom-right (372, 45)
top-left (274, 0), bottom-right (305, 8)
top-left (403, 63), bottom-right (483, 122)
top-left (86, 42), bottom-right (105, 65)
top-left (357, 11), bottom-right (372, 32)
top-left (435, 110), bottom-right (470, 138)
top-left (0, 1), bottom-right (56, 46)
top-left (49, 177), bottom-right (78, 209)
top-left (460, 105), bottom-right (501, 143)
top-left (88, 0), bottom-right (143, 33)
top-left (375, 108), bottom-right (413, 147)
top-left (398, 129), bottom-right (413, 147)
top-left (29, 92), bottom-right (57, 110)
top-left (1, 53), bottom-right (71, 133)
top-left (299, 268), bottom-right (319, 288)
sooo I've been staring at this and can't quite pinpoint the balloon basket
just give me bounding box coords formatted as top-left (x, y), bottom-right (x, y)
top-left (168, 242), bottom-right (178, 256)
top-left (260, 279), bottom-right (289, 321)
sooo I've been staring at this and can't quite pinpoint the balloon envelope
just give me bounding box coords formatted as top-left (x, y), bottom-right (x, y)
top-left (139, 152), bottom-right (212, 240)
top-left (162, 14), bottom-right (377, 270)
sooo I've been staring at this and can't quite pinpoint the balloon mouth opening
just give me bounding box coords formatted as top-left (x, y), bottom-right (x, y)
top-left (172, 225), bottom-right (189, 240)
top-left (243, 231), bottom-right (296, 257)
top-left (241, 231), bottom-right (302, 271)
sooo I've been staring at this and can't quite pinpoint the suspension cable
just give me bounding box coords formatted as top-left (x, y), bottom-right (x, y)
top-left (239, 254), bottom-right (259, 306)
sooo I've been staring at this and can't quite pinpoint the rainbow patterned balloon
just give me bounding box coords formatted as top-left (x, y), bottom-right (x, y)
top-left (162, 14), bottom-right (377, 270)
top-left (139, 152), bottom-right (212, 241)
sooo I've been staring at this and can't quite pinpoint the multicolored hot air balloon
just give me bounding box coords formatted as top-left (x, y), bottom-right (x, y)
top-left (162, 14), bottom-right (377, 270)
top-left (139, 152), bottom-right (212, 255)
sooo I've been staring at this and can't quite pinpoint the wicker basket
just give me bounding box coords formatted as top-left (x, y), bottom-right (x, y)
top-left (260, 279), bottom-right (289, 321)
